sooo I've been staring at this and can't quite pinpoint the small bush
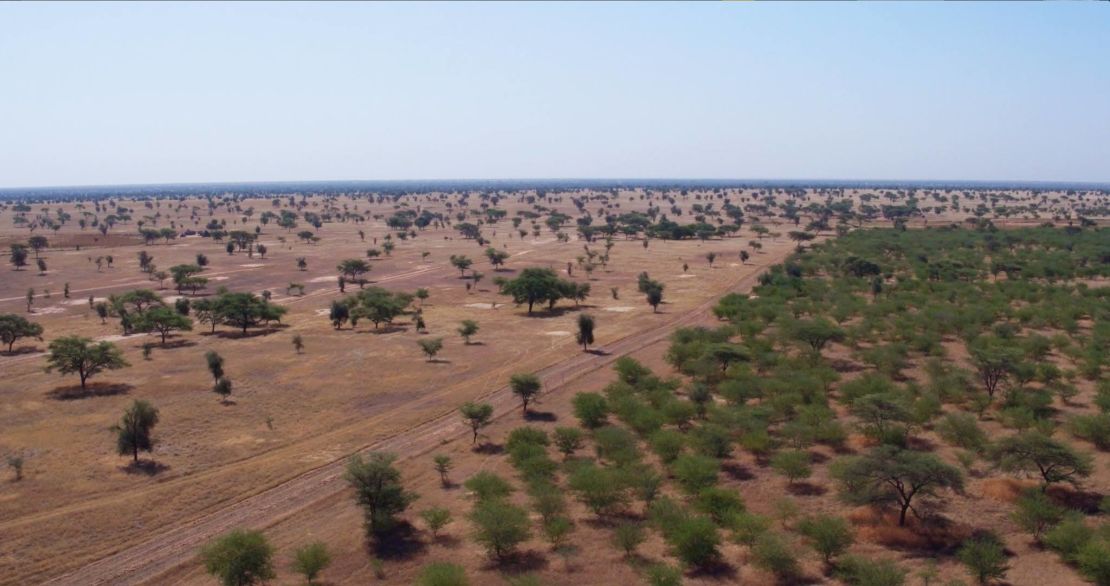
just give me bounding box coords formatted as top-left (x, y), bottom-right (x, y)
top-left (464, 471), bottom-right (514, 502)
top-left (417, 562), bottom-right (468, 586)
top-left (672, 453), bottom-right (720, 494)
top-left (957, 533), bottom-right (1008, 585)
top-left (612, 522), bottom-right (646, 557)
top-left (751, 532), bottom-right (799, 580)
top-left (837, 555), bottom-right (907, 586)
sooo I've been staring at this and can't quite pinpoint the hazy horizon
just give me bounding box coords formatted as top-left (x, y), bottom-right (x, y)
top-left (3, 2), bottom-right (1108, 188)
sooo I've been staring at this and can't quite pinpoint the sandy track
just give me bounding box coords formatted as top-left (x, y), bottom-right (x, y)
top-left (41, 256), bottom-right (785, 586)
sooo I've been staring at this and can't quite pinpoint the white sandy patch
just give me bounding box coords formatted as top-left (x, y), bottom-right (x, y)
top-left (604, 306), bottom-right (636, 313)
top-left (728, 263), bottom-right (740, 267)
top-left (465, 303), bottom-right (497, 309)
top-left (545, 330), bottom-right (571, 336)
top-left (210, 276), bottom-right (230, 281)
top-left (314, 308), bottom-right (330, 316)
top-left (240, 263), bottom-right (265, 268)
top-left (511, 250), bottom-right (534, 258)
top-left (678, 274), bottom-right (698, 278)
top-left (65, 297), bottom-right (105, 306)
top-left (309, 275), bottom-right (338, 283)
top-left (34, 306), bottom-right (67, 315)
top-left (161, 295), bottom-right (183, 303)
top-left (96, 333), bottom-right (142, 343)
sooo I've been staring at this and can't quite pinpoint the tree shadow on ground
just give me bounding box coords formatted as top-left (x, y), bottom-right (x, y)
top-left (48, 382), bottom-right (133, 401)
top-left (121, 460), bottom-right (171, 476)
top-left (358, 325), bottom-right (407, 335)
top-left (524, 411), bottom-right (557, 422)
top-left (686, 558), bottom-right (739, 581)
top-left (851, 508), bottom-right (972, 554)
top-left (722, 461), bottom-right (756, 481)
top-left (369, 522), bottom-right (426, 561)
top-left (586, 348), bottom-right (611, 356)
top-left (473, 443), bottom-right (504, 455)
top-left (523, 306), bottom-right (586, 318)
top-left (485, 550), bottom-right (548, 575)
top-left (787, 482), bottom-right (828, 496)
top-left (154, 339), bottom-right (197, 350)
top-left (1049, 485), bottom-right (1104, 514)
top-left (213, 326), bottom-right (287, 340)
top-left (431, 534), bottom-right (463, 549)
top-left (1, 346), bottom-right (41, 356)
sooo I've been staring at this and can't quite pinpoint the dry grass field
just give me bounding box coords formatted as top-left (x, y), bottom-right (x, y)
top-left (0, 185), bottom-right (1107, 586)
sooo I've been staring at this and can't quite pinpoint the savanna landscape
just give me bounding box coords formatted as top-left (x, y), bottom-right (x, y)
top-left (3, 2), bottom-right (1110, 586)
top-left (1, 183), bottom-right (1108, 586)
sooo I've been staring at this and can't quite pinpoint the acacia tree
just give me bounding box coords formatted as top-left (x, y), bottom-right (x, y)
top-left (832, 445), bottom-right (963, 526)
top-left (9, 244), bottom-right (28, 270)
top-left (457, 320), bottom-right (479, 344)
top-left (134, 306), bottom-right (193, 345)
top-left (485, 247), bottom-right (509, 269)
top-left (969, 337), bottom-right (1021, 401)
top-left (460, 402), bottom-right (494, 444)
top-left (205, 351), bottom-right (225, 385)
top-left (337, 259), bottom-right (371, 288)
top-left (113, 399), bottom-right (159, 463)
top-left (0, 314), bottom-right (44, 353)
top-left (418, 338), bottom-right (444, 362)
top-left (291, 542), bottom-right (331, 586)
top-left (576, 313), bottom-right (596, 351)
top-left (509, 373), bottom-right (542, 415)
top-left (345, 452), bottom-right (417, 537)
top-left (214, 292), bottom-right (287, 333)
top-left (449, 254), bottom-right (473, 276)
top-left (786, 318), bottom-right (845, 360)
top-left (45, 336), bottom-right (129, 389)
top-left (498, 267), bottom-right (570, 314)
top-left (989, 432), bottom-right (1092, 492)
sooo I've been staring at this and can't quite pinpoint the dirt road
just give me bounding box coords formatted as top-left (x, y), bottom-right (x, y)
top-left (42, 254), bottom-right (785, 586)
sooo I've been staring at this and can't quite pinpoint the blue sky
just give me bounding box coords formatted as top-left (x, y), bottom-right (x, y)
top-left (1, 2), bottom-right (1107, 188)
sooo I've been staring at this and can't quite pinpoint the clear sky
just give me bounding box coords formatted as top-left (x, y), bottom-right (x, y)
top-left (1, 2), bottom-right (1108, 188)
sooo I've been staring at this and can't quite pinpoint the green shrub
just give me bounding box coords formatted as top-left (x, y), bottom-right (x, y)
top-left (646, 563), bottom-right (683, 586)
top-left (468, 499), bottom-right (531, 560)
top-left (572, 392), bottom-right (609, 428)
top-left (694, 487), bottom-right (746, 525)
top-left (612, 522), bottom-right (646, 557)
top-left (649, 429), bottom-right (686, 463)
top-left (837, 555), bottom-right (907, 586)
top-left (200, 529), bottom-right (275, 586)
top-left (936, 412), bottom-right (988, 452)
top-left (593, 425), bottom-right (642, 466)
top-left (506, 426), bottom-right (550, 452)
top-left (291, 541), bottom-right (331, 585)
top-left (1011, 490), bottom-right (1065, 542)
top-left (797, 514), bottom-right (854, 565)
top-left (957, 533), bottom-right (1008, 585)
top-left (770, 450), bottom-right (813, 484)
top-left (1076, 540), bottom-right (1110, 586)
top-left (568, 461), bottom-right (629, 517)
top-left (751, 532), bottom-right (799, 580)
top-left (1069, 414), bottom-right (1110, 450)
top-left (417, 562), bottom-right (468, 586)
top-left (729, 511), bottom-right (771, 546)
top-left (1043, 515), bottom-right (1094, 561)
top-left (667, 515), bottom-right (721, 569)
top-left (672, 453), bottom-right (720, 494)
top-left (463, 471), bottom-right (514, 502)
